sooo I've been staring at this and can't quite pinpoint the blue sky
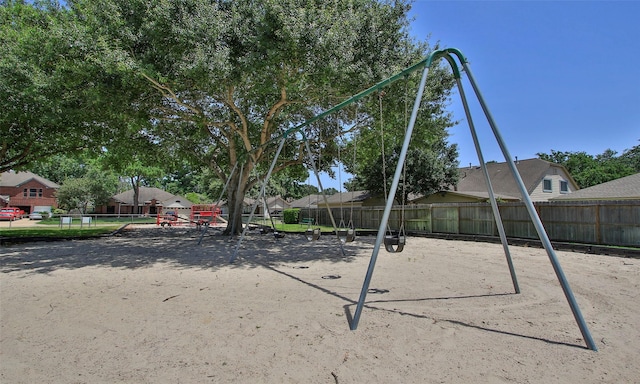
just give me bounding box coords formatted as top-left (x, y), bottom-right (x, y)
top-left (320, 0), bottom-right (639, 191)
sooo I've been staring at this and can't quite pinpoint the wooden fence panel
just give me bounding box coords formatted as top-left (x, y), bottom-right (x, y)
top-left (599, 204), bottom-right (640, 246)
top-left (538, 204), bottom-right (598, 243)
top-left (304, 200), bottom-right (639, 247)
top-left (497, 204), bottom-right (537, 239)
top-left (459, 205), bottom-right (495, 236)
top-left (431, 206), bottom-right (459, 233)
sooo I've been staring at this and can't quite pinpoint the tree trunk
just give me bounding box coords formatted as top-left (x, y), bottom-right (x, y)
top-left (130, 176), bottom-right (140, 215)
top-left (223, 166), bottom-right (252, 236)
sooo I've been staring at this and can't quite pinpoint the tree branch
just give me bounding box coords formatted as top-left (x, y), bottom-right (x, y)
top-left (140, 72), bottom-right (202, 116)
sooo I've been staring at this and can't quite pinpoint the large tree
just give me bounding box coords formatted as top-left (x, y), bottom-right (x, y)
top-left (0, 1), bottom-right (138, 173)
top-left (66, 0), bottom-right (456, 234)
top-left (68, 0), bottom-right (430, 233)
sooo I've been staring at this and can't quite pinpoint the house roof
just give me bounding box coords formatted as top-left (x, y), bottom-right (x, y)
top-left (454, 158), bottom-right (577, 197)
top-left (551, 173), bottom-right (640, 201)
top-left (290, 194), bottom-right (324, 208)
top-left (324, 190), bottom-right (371, 205)
top-left (162, 195), bottom-right (194, 208)
top-left (112, 187), bottom-right (192, 206)
top-left (265, 195), bottom-right (290, 210)
top-left (0, 171), bottom-right (60, 189)
top-left (290, 191), bottom-right (371, 208)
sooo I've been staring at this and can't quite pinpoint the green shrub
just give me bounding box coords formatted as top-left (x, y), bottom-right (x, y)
top-left (283, 208), bottom-right (300, 224)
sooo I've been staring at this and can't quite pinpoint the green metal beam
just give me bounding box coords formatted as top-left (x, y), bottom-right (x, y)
top-left (281, 48), bottom-right (467, 140)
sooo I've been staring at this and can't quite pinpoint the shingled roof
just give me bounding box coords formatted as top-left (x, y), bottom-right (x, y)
top-left (112, 187), bottom-right (191, 206)
top-left (454, 158), bottom-right (577, 198)
top-left (552, 173), bottom-right (640, 201)
top-left (0, 171), bottom-right (60, 189)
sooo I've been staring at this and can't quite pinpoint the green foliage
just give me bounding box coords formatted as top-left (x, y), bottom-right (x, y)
top-left (55, 168), bottom-right (118, 213)
top-left (342, 60), bottom-right (458, 197)
top-left (185, 192), bottom-right (207, 204)
top-left (620, 143), bottom-right (640, 172)
top-left (1, 1), bottom-right (140, 172)
top-left (352, 141), bottom-right (459, 201)
top-left (66, 0), bottom-right (439, 234)
top-left (537, 144), bottom-right (638, 188)
top-left (282, 209), bottom-right (300, 224)
top-left (28, 154), bottom-right (89, 184)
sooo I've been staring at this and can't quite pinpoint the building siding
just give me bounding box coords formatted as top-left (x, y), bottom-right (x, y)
top-left (0, 179), bottom-right (58, 213)
top-left (529, 170), bottom-right (575, 201)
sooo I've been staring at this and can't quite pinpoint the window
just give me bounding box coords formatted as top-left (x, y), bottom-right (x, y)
top-left (23, 188), bottom-right (27, 197)
top-left (560, 180), bottom-right (569, 193)
top-left (543, 179), bottom-right (552, 192)
top-left (38, 188), bottom-right (43, 197)
top-left (29, 188), bottom-right (37, 198)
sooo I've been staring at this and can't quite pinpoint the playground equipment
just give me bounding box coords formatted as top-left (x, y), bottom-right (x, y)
top-left (157, 204), bottom-right (221, 227)
top-left (223, 48), bottom-right (597, 351)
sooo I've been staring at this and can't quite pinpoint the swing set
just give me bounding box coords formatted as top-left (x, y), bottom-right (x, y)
top-left (212, 48), bottom-right (598, 351)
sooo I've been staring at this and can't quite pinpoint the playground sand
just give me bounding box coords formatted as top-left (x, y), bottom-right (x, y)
top-left (1, 225), bottom-right (639, 383)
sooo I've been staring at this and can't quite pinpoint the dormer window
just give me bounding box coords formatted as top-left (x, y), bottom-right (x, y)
top-left (560, 180), bottom-right (569, 193)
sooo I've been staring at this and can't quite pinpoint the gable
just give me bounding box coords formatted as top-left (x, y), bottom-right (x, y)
top-left (455, 159), bottom-right (577, 198)
top-left (0, 171), bottom-right (60, 189)
top-left (112, 187), bottom-right (177, 205)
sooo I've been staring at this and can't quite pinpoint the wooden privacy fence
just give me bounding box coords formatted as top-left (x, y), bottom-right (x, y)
top-left (309, 200), bottom-right (640, 247)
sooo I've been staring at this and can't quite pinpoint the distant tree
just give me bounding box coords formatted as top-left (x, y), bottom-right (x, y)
top-left (29, 154), bottom-right (89, 184)
top-left (620, 142), bottom-right (640, 172)
top-left (352, 142), bottom-right (458, 203)
top-left (56, 168), bottom-right (117, 213)
top-left (537, 147), bottom-right (636, 188)
top-left (324, 188), bottom-right (339, 196)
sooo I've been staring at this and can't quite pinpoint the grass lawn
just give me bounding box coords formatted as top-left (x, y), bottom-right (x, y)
top-left (0, 225), bottom-right (122, 239)
top-left (0, 217), bottom-right (145, 239)
top-left (251, 221), bottom-right (352, 233)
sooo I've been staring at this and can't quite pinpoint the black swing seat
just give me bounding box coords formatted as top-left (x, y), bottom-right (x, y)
top-left (259, 226), bottom-right (272, 234)
top-left (305, 228), bottom-right (321, 241)
top-left (384, 234), bottom-right (406, 253)
top-left (338, 228), bottom-right (356, 243)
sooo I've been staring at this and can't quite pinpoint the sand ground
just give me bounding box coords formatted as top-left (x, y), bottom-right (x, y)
top-left (1, 225), bottom-right (639, 383)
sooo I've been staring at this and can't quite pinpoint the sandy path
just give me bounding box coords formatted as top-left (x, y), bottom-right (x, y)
top-left (1, 226), bottom-right (639, 383)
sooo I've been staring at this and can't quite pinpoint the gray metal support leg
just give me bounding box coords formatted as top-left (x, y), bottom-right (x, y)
top-left (455, 76), bottom-right (520, 294)
top-left (351, 64), bottom-right (431, 330)
top-left (462, 62), bottom-right (597, 351)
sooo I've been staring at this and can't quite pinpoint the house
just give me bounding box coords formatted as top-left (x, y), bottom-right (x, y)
top-left (290, 194), bottom-right (324, 209)
top-left (0, 171), bottom-right (60, 213)
top-left (95, 187), bottom-right (193, 216)
top-left (412, 158), bottom-right (579, 204)
top-left (265, 195), bottom-right (290, 214)
top-left (291, 191), bottom-right (379, 209)
top-left (321, 190), bottom-right (381, 208)
top-left (551, 173), bottom-right (640, 201)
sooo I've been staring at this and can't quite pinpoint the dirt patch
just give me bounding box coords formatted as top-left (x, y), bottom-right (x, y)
top-left (1, 226), bottom-right (638, 383)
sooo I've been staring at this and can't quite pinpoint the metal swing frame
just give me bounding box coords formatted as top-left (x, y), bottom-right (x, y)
top-left (347, 48), bottom-right (597, 351)
top-left (336, 131), bottom-right (357, 244)
top-left (230, 133), bottom-right (346, 263)
top-left (222, 47), bottom-right (596, 351)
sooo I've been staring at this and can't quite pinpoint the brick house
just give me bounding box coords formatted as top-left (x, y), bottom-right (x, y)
top-left (95, 187), bottom-right (192, 216)
top-left (0, 171), bottom-right (60, 213)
